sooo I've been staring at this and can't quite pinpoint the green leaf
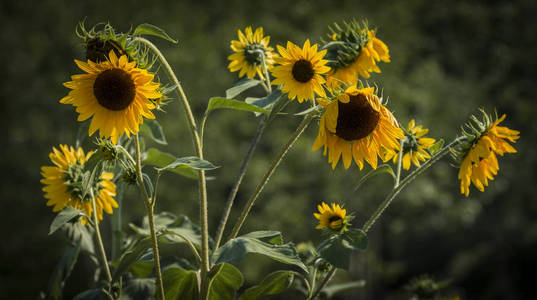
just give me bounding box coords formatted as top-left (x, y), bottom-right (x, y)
top-left (225, 78), bottom-right (261, 99)
top-left (208, 263), bottom-right (244, 300)
top-left (239, 270), bottom-right (295, 300)
top-left (246, 89), bottom-right (283, 109)
top-left (321, 280), bottom-right (366, 298)
top-left (242, 231), bottom-right (283, 245)
top-left (120, 278), bottom-right (156, 300)
top-left (162, 266), bottom-right (199, 300)
top-left (140, 119), bottom-right (167, 145)
top-left (112, 236), bottom-right (153, 282)
top-left (206, 97), bottom-right (269, 115)
top-left (317, 235), bottom-right (352, 270)
top-left (49, 207), bottom-right (85, 235)
top-left (342, 229), bottom-right (368, 250)
top-left (129, 252), bottom-right (154, 278)
top-left (134, 23), bottom-right (178, 44)
top-left (267, 89), bottom-right (289, 122)
top-left (212, 233), bottom-right (307, 272)
top-left (294, 105), bottom-right (320, 116)
top-left (63, 222), bottom-right (97, 264)
top-left (354, 164), bottom-right (395, 191)
top-left (144, 148), bottom-right (198, 179)
top-left (72, 289), bottom-right (103, 300)
top-left (429, 138), bottom-right (445, 155)
top-left (157, 156), bottom-right (219, 173)
top-left (46, 242), bottom-right (81, 300)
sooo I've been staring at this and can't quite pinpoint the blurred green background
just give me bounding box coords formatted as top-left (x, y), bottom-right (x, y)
top-left (1, 0), bottom-right (536, 299)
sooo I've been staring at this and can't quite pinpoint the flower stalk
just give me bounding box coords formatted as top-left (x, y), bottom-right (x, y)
top-left (89, 189), bottom-right (113, 284)
top-left (134, 37), bottom-right (210, 300)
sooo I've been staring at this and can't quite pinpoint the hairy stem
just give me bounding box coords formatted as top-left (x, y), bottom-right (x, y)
top-left (214, 115), bottom-right (268, 250)
top-left (362, 138), bottom-right (463, 233)
top-left (135, 37), bottom-right (209, 300)
top-left (134, 134), bottom-right (165, 299)
top-left (90, 189), bottom-right (112, 284)
top-left (395, 140), bottom-right (404, 186)
top-left (228, 113), bottom-right (315, 240)
top-left (309, 267), bottom-right (336, 300)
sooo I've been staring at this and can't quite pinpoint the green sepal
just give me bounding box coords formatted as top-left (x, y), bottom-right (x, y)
top-left (133, 23), bottom-right (178, 44)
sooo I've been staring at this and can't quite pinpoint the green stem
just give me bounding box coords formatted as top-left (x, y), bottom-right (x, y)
top-left (89, 189), bottom-right (112, 284)
top-left (228, 113), bottom-right (315, 240)
top-left (111, 182), bottom-right (123, 261)
top-left (214, 115), bottom-right (268, 250)
top-left (395, 139), bottom-right (404, 186)
top-left (309, 267), bottom-right (336, 300)
top-left (134, 134), bottom-right (165, 299)
top-left (362, 138), bottom-right (463, 233)
top-left (135, 37), bottom-right (210, 300)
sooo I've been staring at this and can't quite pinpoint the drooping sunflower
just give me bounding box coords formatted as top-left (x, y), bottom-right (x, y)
top-left (271, 39), bottom-right (330, 103)
top-left (314, 202), bottom-right (349, 231)
top-left (383, 119), bottom-right (436, 170)
top-left (228, 26), bottom-right (276, 80)
top-left (313, 86), bottom-right (404, 170)
top-left (453, 112), bottom-right (519, 196)
top-left (41, 145), bottom-right (118, 224)
top-left (60, 50), bottom-right (162, 144)
top-left (323, 21), bottom-right (390, 89)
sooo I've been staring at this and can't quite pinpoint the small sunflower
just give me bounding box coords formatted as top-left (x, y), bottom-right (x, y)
top-left (383, 119), bottom-right (436, 170)
top-left (60, 50), bottom-right (162, 144)
top-left (271, 39), bottom-right (330, 103)
top-left (41, 145), bottom-right (118, 224)
top-left (228, 26), bottom-right (276, 80)
top-left (454, 112), bottom-right (519, 196)
top-left (323, 21), bottom-right (390, 88)
top-left (312, 86), bottom-right (404, 170)
top-left (314, 202), bottom-right (349, 231)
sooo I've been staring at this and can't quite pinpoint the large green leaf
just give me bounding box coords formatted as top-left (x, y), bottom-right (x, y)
top-left (354, 164), bottom-right (395, 191)
top-left (225, 78), bottom-right (261, 99)
top-left (133, 23), bottom-right (178, 44)
top-left (317, 231), bottom-right (367, 270)
top-left (119, 278), bottom-right (156, 300)
top-left (206, 97), bottom-right (269, 115)
top-left (162, 267), bottom-right (198, 300)
top-left (212, 232), bottom-right (307, 272)
top-left (140, 119), bottom-right (167, 145)
top-left (46, 241), bottom-right (81, 300)
top-left (143, 148), bottom-right (198, 179)
top-left (112, 236), bottom-right (153, 282)
top-left (62, 222), bottom-right (97, 264)
top-left (72, 289), bottom-right (103, 300)
top-left (49, 207), bottom-right (85, 235)
top-left (157, 156), bottom-right (219, 173)
top-left (242, 231), bottom-right (283, 245)
top-left (208, 263), bottom-right (244, 300)
top-left (239, 270), bottom-right (295, 300)
top-left (245, 89), bottom-right (284, 117)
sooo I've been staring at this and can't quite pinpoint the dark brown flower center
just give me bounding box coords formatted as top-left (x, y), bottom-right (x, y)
top-left (292, 59), bottom-right (314, 83)
top-left (328, 215), bottom-right (342, 223)
top-left (335, 93), bottom-right (380, 141)
top-left (93, 68), bottom-right (136, 111)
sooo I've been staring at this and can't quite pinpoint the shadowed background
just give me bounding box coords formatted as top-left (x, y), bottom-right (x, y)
top-left (1, 0), bottom-right (536, 299)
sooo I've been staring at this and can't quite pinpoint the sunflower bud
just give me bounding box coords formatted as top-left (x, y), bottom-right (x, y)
top-left (121, 167), bottom-right (138, 186)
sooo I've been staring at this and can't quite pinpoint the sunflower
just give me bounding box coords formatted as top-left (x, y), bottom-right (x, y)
top-left (383, 119), bottom-right (436, 170)
top-left (271, 40), bottom-right (330, 103)
top-left (455, 113), bottom-right (519, 196)
top-left (314, 202), bottom-right (349, 231)
top-left (312, 86), bottom-right (404, 170)
top-left (41, 145), bottom-right (118, 224)
top-left (60, 50), bottom-right (162, 144)
top-left (324, 23), bottom-right (390, 89)
top-left (228, 26), bottom-right (276, 80)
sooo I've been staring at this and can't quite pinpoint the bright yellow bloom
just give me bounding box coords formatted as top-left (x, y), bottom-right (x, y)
top-left (326, 30), bottom-right (390, 89)
top-left (41, 145), bottom-right (118, 224)
top-left (383, 119), bottom-right (436, 170)
top-left (314, 202), bottom-right (347, 230)
top-left (312, 86), bottom-right (404, 170)
top-left (458, 114), bottom-right (519, 196)
top-left (271, 40), bottom-right (330, 103)
top-left (228, 26), bottom-right (276, 80)
top-left (60, 50), bottom-right (162, 144)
